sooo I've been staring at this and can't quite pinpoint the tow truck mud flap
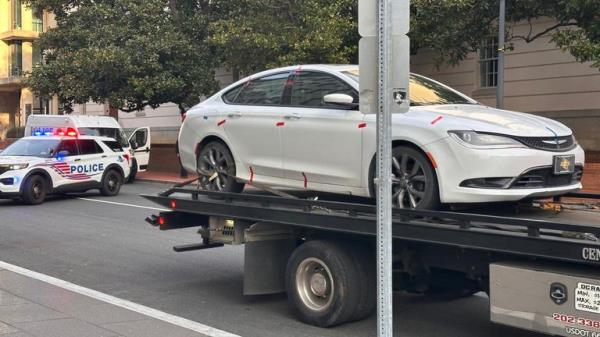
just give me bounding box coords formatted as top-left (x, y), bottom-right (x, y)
top-left (243, 223), bottom-right (295, 296)
top-left (490, 263), bottom-right (600, 337)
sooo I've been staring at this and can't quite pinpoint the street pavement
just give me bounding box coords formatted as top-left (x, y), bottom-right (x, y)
top-left (1, 181), bottom-right (594, 337)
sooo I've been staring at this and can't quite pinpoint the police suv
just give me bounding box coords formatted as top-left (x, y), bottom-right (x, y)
top-left (0, 128), bottom-right (130, 204)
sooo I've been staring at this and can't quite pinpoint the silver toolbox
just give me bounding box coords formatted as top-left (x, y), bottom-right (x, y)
top-left (490, 262), bottom-right (600, 337)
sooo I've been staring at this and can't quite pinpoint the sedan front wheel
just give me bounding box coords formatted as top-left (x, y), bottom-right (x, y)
top-left (372, 145), bottom-right (441, 209)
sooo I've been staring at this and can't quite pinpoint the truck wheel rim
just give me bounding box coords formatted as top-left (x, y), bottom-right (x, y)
top-left (295, 257), bottom-right (334, 312)
top-left (391, 153), bottom-right (427, 209)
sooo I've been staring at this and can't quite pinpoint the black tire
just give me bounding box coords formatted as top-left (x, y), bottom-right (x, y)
top-left (126, 159), bottom-right (137, 183)
top-left (196, 141), bottom-right (244, 193)
top-left (99, 169), bottom-right (123, 196)
top-left (285, 240), bottom-right (363, 327)
top-left (21, 175), bottom-right (47, 205)
top-left (371, 145), bottom-right (441, 209)
top-left (347, 242), bottom-right (376, 321)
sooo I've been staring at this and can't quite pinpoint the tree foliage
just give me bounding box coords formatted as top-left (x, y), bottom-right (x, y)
top-left (209, 0), bottom-right (358, 75)
top-left (25, 0), bottom-right (219, 113)
top-left (24, 0), bottom-right (599, 114)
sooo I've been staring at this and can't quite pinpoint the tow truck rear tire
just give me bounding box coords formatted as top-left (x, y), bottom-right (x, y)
top-left (22, 175), bottom-right (47, 205)
top-left (100, 169), bottom-right (123, 196)
top-left (285, 240), bottom-right (366, 327)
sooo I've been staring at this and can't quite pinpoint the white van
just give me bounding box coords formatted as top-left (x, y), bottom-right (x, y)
top-left (24, 115), bottom-right (150, 182)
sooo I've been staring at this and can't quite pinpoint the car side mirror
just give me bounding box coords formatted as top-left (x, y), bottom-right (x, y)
top-left (323, 93), bottom-right (358, 109)
top-left (130, 140), bottom-right (139, 150)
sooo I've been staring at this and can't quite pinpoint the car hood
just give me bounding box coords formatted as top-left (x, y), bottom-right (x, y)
top-left (409, 104), bottom-right (572, 137)
top-left (0, 156), bottom-right (44, 165)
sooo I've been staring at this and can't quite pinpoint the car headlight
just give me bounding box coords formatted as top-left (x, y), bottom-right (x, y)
top-left (0, 163), bottom-right (29, 171)
top-left (448, 131), bottom-right (526, 149)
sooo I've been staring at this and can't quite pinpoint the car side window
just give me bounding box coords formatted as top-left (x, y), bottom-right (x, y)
top-left (231, 72), bottom-right (289, 105)
top-left (102, 140), bottom-right (123, 152)
top-left (289, 71), bottom-right (358, 108)
top-left (78, 140), bottom-right (103, 155)
top-left (56, 139), bottom-right (79, 157)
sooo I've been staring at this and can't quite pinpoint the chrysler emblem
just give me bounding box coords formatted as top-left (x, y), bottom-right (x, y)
top-left (550, 283), bottom-right (568, 305)
top-left (542, 139), bottom-right (567, 145)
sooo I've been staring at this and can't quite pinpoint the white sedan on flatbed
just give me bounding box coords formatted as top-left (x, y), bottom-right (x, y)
top-left (178, 64), bottom-right (585, 209)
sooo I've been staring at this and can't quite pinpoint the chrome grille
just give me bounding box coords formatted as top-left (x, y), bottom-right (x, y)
top-left (511, 135), bottom-right (575, 152)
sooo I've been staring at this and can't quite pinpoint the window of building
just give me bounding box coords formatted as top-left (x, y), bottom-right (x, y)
top-left (32, 43), bottom-right (43, 66)
top-left (479, 37), bottom-right (498, 88)
top-left (10, 41), bottom-right (23, 76)
top-left (32, 8), bottom-right (43, 32)
top-left (12, 0), bottom-right (22, 29)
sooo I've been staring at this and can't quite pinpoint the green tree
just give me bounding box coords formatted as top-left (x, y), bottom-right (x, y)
top-left (209, 0), bottom-right (358, 75)
top-left (410, 0), bottom-right (600, 69)
top-left (25, 0), bottom-right (218, 114)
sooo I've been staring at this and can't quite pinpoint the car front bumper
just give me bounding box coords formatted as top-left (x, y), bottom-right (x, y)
top-left (0, 171), bottom-right (26, 197)
top-left (427, 137), bottom-right (585, 203)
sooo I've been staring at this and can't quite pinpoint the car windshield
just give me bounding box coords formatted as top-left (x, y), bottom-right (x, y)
top-left (0, 138), bottom-right (60, 157)
top-left (342, 70), bottom-right (476, 106)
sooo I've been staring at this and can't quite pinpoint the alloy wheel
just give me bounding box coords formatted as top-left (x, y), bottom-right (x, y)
top-left (391, 153), bottom-right (427, 208)
top-left (198, 147), bottom-right (230, 191)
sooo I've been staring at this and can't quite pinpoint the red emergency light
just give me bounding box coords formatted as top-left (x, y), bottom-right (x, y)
top-left (55, 127), bottom-right (78, 137)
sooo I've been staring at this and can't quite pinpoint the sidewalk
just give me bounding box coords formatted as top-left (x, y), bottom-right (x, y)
top-left (0, 263), bottom-right (234, 337)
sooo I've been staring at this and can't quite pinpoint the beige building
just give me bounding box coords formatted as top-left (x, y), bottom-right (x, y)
top-left (411, 18), bottom-right (600, 153)
top-left (0, 0), bottom-right (57, 138)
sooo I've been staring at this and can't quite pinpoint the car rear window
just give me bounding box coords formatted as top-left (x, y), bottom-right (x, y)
top-left (102, 140), bottom-right (124, 152)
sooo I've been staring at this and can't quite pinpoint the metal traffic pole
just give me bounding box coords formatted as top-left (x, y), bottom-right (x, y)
top-left (497, 0), bottom-right (506, 109)
top-left (376, 0), bottom-right (393, 335)
top-left (358, 0), bottom-right (409, 334)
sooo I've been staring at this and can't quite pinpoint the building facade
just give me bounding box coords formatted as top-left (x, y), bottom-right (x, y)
top-left (411, 18), bottom-right (600, 153)
top-left (0, 0), bottom-right (59, 138)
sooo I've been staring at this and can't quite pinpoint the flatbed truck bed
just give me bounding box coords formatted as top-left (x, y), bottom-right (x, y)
top-left (143, 186), bottom-right (600, 336)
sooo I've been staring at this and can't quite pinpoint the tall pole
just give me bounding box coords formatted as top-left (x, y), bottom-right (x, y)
top-left (376, 0), bottom-right (393, 336)
top-left (497, 0), bottom-right (505, 109)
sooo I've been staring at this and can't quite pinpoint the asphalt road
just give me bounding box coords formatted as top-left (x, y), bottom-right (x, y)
top-left (1, 182), bottom-right (596, 337)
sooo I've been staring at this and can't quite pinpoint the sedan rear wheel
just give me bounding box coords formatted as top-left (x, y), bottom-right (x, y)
top-left (196, 141), bottom-right (244, 193)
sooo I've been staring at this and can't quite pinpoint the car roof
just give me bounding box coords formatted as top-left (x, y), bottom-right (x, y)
top-left (22, 135), bottom-right (117, 141)
top-left (26, 114), bottom-right (121, 128)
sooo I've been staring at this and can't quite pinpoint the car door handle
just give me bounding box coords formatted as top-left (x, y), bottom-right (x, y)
top-left (227, 112), bottom-right (242, 118)
top-left (101, 155), bottom-right (107, 158)
top-left (284, 113), bottom-right (301, 120)
top-left (74, 158), bottom-right (81, 162)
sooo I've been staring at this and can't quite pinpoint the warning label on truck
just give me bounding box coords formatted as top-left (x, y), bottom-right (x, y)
top-left (575, 283), bottom-right (600, 314)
